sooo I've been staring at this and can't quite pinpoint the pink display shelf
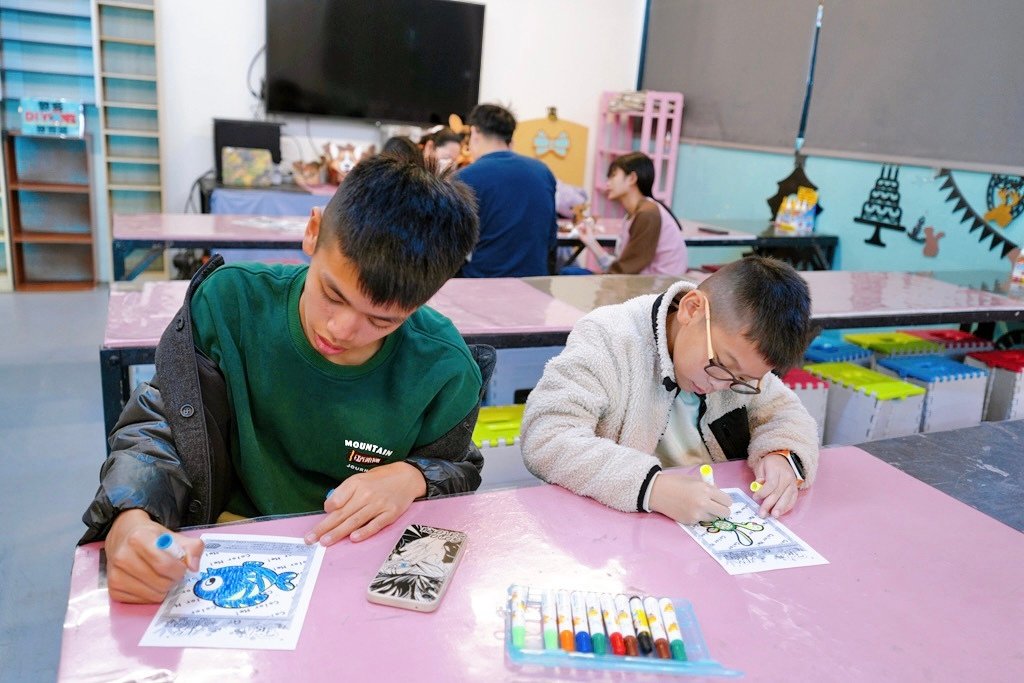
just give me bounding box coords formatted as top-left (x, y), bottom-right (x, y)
top-left (591, 91), bottom-right (684, 220)
top-left (59, 447), bottom-right (1023, 682)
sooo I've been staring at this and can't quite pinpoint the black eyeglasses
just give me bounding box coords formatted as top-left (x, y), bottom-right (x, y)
top-left (702, 295), bottom-right (761, 395)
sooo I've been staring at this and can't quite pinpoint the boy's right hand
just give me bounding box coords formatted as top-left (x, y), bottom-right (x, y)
top-left (105, 509), bottom-right (203, 604)
top-left (648, 473), bottom-right (732, 524)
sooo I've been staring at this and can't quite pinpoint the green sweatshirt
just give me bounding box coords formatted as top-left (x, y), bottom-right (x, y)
top-left (190, 262), bottom-right (481, 517)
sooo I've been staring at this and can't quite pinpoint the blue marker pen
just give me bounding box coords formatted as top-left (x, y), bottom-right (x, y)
top-left (155, 533), bottom-right (186, 561)
top-left (325, 488), bottom-right (335, 500)
top-left (569, 591), bottom-right (592, 653)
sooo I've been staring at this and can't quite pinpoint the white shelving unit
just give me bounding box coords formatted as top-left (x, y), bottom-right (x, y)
top-left (92, 0), bottom-right (163, 275)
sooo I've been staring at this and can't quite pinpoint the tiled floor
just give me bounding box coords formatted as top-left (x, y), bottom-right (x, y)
top-left (0, 286), bottom-right (110, 683)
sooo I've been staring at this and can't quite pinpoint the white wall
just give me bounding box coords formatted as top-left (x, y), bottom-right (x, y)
top-left (156, 0), bottom-right (645, 216)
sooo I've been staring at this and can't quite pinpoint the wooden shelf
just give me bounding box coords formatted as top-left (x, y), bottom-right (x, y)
top-left (100, 71), bottom-right (156, 81)
top-left (15, 280), bottom-right (95, 291)
top-left (103, 128), bottom-right (159, 138)
top-left (103, 100), bottom-right (158, 110)
top-left (98, 0), bottom-right (154, 10)
top-left (0, 5), bottom-right (92, 19)
top-left (108, 183), bottom-right (160, 191)
top-left (2, 131), bottom-right (95, 290)
top-left (0, 66), bottom-right (93, 78)
top-left (0, 36), bottom-right (94, 49)
top-left (13, 231), bottom-right (92, 244)
top-left (99, 35), bottom-right (155, 46)
top-left (107, 155), bottom-right (159, 164)
top-left (9, 181), bottom-right (90, 194)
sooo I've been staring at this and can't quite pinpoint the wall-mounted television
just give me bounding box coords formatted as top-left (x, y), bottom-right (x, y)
top-left (265, 0), bottom-right (485, 125)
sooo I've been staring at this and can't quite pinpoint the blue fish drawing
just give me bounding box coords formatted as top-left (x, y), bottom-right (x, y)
top-left (193, 561), bottom-right (297, 609)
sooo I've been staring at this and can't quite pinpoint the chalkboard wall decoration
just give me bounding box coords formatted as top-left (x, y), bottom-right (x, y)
top-left (937, 170), bottom-right (1021, 260)
top-left (982, 175), bottom-right (1024, 228)
top-left (853, 165), bottom-right (906, 247)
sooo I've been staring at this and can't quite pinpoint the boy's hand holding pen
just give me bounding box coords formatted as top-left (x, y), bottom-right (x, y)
top-left (105, 509), bottom-right (204, 604)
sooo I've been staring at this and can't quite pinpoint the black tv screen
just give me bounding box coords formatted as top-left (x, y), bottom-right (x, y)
top-left (265, 0), bottom-right (485, 125)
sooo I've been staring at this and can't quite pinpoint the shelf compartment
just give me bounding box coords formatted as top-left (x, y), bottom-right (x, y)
top-left (0, 39), bottom-right (93, 76)
top-left (107, 183), bottom-right (160, 191)
top-left (13, 231), bottom-right (92, 244)
top-left (99, 41), bottom-right (155, 78)
top-left (13, 242), bottom-right (94, 287)
top-left (101, 76), bottom-right (156, 104)
top-left (97, 4), bottom-right (155, 41)
top-left (8, 189), bottom-right (91, 234)
top-left (0, 0), bottom-right (92, 19)
top-left (6, 134), bottom-right (90, 185)
top-left (106, 134), bottom-right (158, 158)
top-left (0, 7), bottom-right (93, 46)
top-left (110, 187), bottom-right (161, 214)
top-left (103, 106), bottom-right (156, 132)
top-left (9, 181), bottom-right (89, 193)
top-left (0, 71), bottom-right (96, 104)
top-left (107, 159), bottom-right (159, 185)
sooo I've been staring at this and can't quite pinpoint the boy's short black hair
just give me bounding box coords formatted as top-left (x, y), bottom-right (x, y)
top-left (318, 155), bottom-right (478, 309)
top-left (698, 256), bottom-right (814, 371)
top-left (381, 136), bottom-right (424, 167)
top-left (467, 104), bottom-right (516, 144)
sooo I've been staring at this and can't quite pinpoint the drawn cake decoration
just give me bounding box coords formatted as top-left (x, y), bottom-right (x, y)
top-left (854, 164), bottom-right (906, 247)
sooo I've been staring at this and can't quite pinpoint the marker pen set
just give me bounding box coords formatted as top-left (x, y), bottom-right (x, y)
top-left (505, 584), bottom-right (742, 677)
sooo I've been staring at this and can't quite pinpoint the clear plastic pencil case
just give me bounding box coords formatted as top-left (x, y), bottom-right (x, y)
top-left (504, 585), bottom-right (742, 677)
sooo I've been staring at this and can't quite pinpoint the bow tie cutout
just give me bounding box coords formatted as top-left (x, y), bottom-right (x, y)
top-left (533, 130), bottom-right (570, 158)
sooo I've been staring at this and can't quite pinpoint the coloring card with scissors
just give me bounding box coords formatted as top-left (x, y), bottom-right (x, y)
top-left (139, 534), bottom-right (326, 649)
top-left (679, 489), bottom-right (828, 575)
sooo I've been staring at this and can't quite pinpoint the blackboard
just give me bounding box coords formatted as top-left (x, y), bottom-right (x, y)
top-left (641, 0), bottom-right (1024, 173)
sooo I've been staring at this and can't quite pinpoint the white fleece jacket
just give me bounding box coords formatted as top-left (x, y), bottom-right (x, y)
top-left (521, 280), bottom-right (819, 513)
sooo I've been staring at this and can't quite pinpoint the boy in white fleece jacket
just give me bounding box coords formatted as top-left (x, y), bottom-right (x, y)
top-left (521, 257), bottom-right (818, 524)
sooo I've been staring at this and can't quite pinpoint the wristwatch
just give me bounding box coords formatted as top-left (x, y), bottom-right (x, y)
top-left (769, 449), bottom-right (805, 486)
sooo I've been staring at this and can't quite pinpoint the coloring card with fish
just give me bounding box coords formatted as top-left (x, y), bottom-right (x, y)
top-left (139, 534), bottom-right (326, 649)
top-left (678, 489), bottom-right (828, 575)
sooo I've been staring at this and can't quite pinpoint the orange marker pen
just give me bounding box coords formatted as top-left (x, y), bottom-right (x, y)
top-left (555, 590), bottom-right (575, 651)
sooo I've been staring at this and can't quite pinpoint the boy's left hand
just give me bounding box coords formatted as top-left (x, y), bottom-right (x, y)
top-left (306, 462), bottom-right (427, 546)
top-left (751, 453), bottom-right (799, 518)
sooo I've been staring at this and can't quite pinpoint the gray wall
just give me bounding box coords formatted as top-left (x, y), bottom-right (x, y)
top-left (642, 0), bottom-right (1023, 171)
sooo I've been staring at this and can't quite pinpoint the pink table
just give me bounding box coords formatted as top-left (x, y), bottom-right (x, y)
top-left (526, 271), bottom-right (1023, 329)
top-left (59, 447), bottom-right (1024, 681)
top-left (100, 278), bottom-right (583, 435)
top-left (112, 214), bottom-right (308, 280)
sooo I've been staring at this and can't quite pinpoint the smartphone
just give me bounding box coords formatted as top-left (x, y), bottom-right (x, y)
top-left (366, 524), bottom-right (468, 612)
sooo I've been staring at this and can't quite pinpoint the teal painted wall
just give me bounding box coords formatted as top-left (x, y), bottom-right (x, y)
top-left (672, 144), bottom-right (1021, 273)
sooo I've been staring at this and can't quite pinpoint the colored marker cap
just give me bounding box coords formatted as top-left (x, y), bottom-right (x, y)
top-left (575, 631), bottom-right (592, 653)
top-left (654, 639), bottom-right (671, 659)
top-left (700, 464), bottom-right (712, 477)
top-left (637, 631), bottom-right (653, 654)
top-left (750, 481), bottom-right (762, 492)
top-left (591, 633), bottom-right (608, 655)
top-left (560, 630), bottom-right (575, 652)
top-left (609, 632), bottom-right (625, 655)
top-left (543, 630), bottom-right (558, 650)
top-left (670, 639), bottom-right (688, 661)
top-left (623, 635), bottom-right (640, 657)
top-left (325, 488), bottom-right (335, 499)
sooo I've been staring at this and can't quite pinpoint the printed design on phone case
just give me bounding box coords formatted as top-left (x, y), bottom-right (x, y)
top-left (193, 561), bottom-right (298, 608)
top-left (369, 525), bottom-right (462, 602)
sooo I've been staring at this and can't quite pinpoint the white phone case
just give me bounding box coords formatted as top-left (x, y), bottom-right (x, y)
top-left (366, 524), bottom-right (468, 612)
